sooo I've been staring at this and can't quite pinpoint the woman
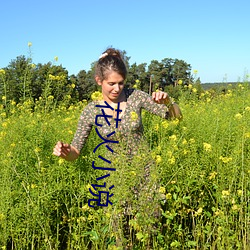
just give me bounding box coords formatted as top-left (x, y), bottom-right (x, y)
top-left (53, 48), bottom-right (182, 160)
top-left (53, 47), bottom-right (182, 246)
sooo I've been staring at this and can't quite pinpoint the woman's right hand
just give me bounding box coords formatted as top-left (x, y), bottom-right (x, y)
top-left (53, 141), bottom-right (80, 161)
top-left (53, 141), bottom-right (71, 158)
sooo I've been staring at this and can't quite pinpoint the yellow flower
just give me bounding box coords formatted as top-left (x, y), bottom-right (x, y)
top-left (2, 96), bottom-right (6, 100)
top-left (167, 151), bottom-right (173, 157)
top-left (58, 158), bottom-right (64, 165)
top-left (10, 100), bottom-right (16, 106)
top-left (195, 207), bottom-right (203, 216)
top-left (54, 56), bottom-right (58, 62)
top-left (193, 69), bottom-right (198, 74)
top-left (105, 212), bottom-right (111, 218)
top-left (178, 79), bottom-right (183, 85)
top-left (245, 132), bottom-right (250, 138)
top-left (225, 90), bottom-right (232, 97)
top-left (86, 184), bottom-right (96, 193)
top-left (165, 193), bottom-right (172, 199)
top-left (0, 69), bottom-right (6, 75)
top-left (130, 111), bottom-right (138, 121)
top-left (130, 171), bottom-right (136, 176)
top-left (135, 79), bottom-right (140, 83)
top-left (222, 190), bottom-right (230, 197)
top-left (188, 84), bottom-right (193, 89)
top-left (0, 213), bottom-right (5, 221)
top-left (159, 186), bottom-right (166, 194)
top-left (219, 156), bottom-right (232, 164)
top-left (169, 134), bottom-right (177, 141)
top-left (245, 106), bottom-right (250, 112)
top-left (48, 74), bottom-right (55, 80)
top-left (214, 209), bottom-right (223, 216)
top-left (182, 139), bottom-right (187, 145)
top-left (28, 42), bottom-right (32, 47)
top-left (203, 142), bottom-right (212, 152)
top-left (133, 84), bottom-right (138, 89)
top-left (208, 171), bottom-right (217, 180)
top-left (189, 138), bottom-right (195, 144)
top-left (153, 123), bottom-right (159, 131)
top-left (7, 151), bottom-right (13, 157)
top-left (71, 83), bottom-right (75, 89)
top-left (168, 156), bottom-right (175, 165)
top-left (64, 117), bottom-right (71, 122)
top-left (161, 120), bottom-right (168, 128)
top-left (48, 95), bottom-right (54, 100)
top-left (234, 113), bottom-right (242, 120)
top-left (237, 189), bottom-right (243, 196)
top-left (91, 91), bottom-right (103, 101)
top-left (110, 104), bottom-right (117, 112)
top-left (170, 119), bottom-right (179, 126)
top-left (192, 88), bottom-right (197, 93)
top-left (34, 147), bottom-right (41, 153)
top-left (155, 155), bottom-right (162, 164)
top-left (81, 204), bottom-right (90, 212)
top-left (2, 122), bottom-right (7, 128)
top-left (87, 214), bottom-right (94, 221)
top-left (232, 204), bottom-right (239, 211)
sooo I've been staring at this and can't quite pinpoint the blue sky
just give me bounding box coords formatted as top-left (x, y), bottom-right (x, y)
top-left (1, 0), bottom-right (250, 83)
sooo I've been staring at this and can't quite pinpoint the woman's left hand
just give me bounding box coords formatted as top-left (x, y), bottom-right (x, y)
top-left (152, 91), bottom-right (171, 104)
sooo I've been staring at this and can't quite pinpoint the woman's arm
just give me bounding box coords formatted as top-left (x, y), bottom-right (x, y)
top-left (53, 102), bottom-right (95, 161)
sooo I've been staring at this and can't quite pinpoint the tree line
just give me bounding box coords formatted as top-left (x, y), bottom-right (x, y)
top-left (0, 51), bottom-right (200, 106)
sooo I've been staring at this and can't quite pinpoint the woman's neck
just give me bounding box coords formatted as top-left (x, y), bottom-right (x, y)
top-left (103, 89), bottom-right (126, 105)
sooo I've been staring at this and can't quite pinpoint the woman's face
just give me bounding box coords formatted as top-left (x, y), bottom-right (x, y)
top-left (96, 71), bottom-right (125, 102)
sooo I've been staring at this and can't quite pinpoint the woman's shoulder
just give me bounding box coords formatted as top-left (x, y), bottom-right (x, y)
top-left (79, 101), bottom-right (99, 116)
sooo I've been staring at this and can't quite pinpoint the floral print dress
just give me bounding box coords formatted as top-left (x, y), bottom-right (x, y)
top-left (72, 88), bottom-right (170, 217)
top-left (71, 88), bottom-right (169, 154)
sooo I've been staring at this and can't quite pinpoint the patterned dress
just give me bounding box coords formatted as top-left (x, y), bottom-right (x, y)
top-left (71, 88), bottom-right (169, 154)
top-left (72, 88), bottom-right (171, 238)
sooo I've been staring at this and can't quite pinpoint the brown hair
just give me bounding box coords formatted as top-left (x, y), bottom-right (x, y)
top-left (95, 48), bottom-right (127, 81)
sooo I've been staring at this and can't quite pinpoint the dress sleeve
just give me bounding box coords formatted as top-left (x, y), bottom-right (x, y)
top-left (136, 90), bottom-right (170, 119)
top-left (71, 103), bottom-right (95, 152)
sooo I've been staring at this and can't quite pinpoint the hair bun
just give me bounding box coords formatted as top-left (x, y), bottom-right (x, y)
top-left (99, 52), bottom-right (108, 59)
top-left (100, 48), bottom-right (122, 60)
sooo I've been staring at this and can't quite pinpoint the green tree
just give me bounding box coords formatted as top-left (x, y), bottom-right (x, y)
top-left (32, 62), bottom-right (69, 103)
top-left (127, 63), bottom-right (149, 91)
top-left (148, 58), bottom-right (193, 91)
top-left (148, 60), bottom-right (164, 91)
top-left (4, 55), bottom-right (33, 102)
top-left (68, 74), bottom-right (79, 102)
top-left (76, 68), bottom-right (98, 101)
top-left (171, 59), bottom-right (192, 86)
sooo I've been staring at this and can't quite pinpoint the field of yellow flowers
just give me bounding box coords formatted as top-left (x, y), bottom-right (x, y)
top-left (0, 83), bottom-right (249, 249)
